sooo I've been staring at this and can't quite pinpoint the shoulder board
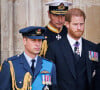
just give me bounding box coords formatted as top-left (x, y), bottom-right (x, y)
top-left (39, 56), bottom-right (54, 64)
top-left (43, 58), bottom-right (54, 64)
top-left (7, 54), bottom-right (20, 61)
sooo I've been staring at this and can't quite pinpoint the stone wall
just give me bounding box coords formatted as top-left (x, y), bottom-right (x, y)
top-left (1, 0), bottom-right (100, 63)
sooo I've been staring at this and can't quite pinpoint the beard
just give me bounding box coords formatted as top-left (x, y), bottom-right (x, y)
top-left (69, 30), bottom-right (84, 40)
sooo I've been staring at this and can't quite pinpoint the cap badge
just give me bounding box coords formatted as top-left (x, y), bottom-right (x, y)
top-left (36, 29), bottom-right (41, 35)
top-left (58, 3), bottom-right (65, 10)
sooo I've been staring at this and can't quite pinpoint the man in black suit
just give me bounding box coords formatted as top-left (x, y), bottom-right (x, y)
top-left (46, 8), bottom-right (98, 90)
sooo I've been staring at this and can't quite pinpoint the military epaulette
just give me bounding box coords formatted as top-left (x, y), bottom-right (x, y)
top-left (41, 57), bottom-right (49, 61)
top-left (7, 54), bottom-right (20, 61)
top-left (43, 58), bottom-right (54, 64)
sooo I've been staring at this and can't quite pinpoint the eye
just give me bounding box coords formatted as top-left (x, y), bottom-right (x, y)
top-left (80, 23), bottom-right (84, 25)
top-left (31, 39), bottom-right (35, 42)
top-left (38, 39), bottom-right (42, 42)
top-left (73, 23), bottom-right (78, 25)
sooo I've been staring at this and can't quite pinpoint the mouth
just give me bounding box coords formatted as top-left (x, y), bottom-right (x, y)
top-left (76, 31), bottom-right (83, 33)
top-left (35, 48), bottom-right (40, 51)
top-left (56, 23), bottom-right (63, 25)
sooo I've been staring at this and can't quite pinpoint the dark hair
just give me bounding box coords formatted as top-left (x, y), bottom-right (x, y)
top-left (65, 8), bottom-right (86, 22)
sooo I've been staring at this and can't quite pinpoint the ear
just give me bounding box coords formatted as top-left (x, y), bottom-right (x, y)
top-left (65, 21), bottom-right (69, 28)
top-left (23, 37), bottom-right (27, 45)
top-left (48, 11), bottom-right (50, 18)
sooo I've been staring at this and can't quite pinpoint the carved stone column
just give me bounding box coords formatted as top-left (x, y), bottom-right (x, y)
top-left (27, 0), bottom-right (42, 26)
top-left (1, 0), bottom-right (14, 63)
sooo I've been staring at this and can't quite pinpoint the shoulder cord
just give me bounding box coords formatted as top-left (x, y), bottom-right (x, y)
top-left (0, 65), bottom-right (1, 71)
top-left (39, 39), bottom-right (48, 57)
top-left (8, 61), bottom-right (32, 90)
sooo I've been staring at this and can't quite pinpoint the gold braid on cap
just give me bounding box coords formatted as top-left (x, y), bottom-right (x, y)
top-left (39, 39), bottom-right (48, 57)
top-left (8, 61), bottom-right (32, 90)
top-left (51, 10), bottom-right (67, 15)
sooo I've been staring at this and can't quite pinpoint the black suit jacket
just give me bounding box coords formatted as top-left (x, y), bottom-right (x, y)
top-left (46, 37), bottom-right (97, 90)
top-left (93, 43), bottom-right (100, 90)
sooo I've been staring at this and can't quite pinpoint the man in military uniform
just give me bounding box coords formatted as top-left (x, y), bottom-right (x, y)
top-left (39, 0), bottom-right (72, 57)
top-left (45, 0), bottom-right (72, 44)
top-left (0, 26), bottom-right (57, 90)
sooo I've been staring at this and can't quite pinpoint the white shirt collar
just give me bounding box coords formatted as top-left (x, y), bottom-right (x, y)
top-left (24, 52), bottom-right (38, 67)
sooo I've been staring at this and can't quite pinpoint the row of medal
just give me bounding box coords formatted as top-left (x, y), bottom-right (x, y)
top-left (89, 51), bottom-right (98, 62)
top-left (42, 74), bottom-right (52, 85)
top-left (41, 74), bottom-right (52, 90)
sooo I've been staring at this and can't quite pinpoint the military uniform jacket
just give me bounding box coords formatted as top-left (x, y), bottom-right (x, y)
top-left (0, 53), bottom-right (57, 90)
top-left (45, 25), bottom-right (67, 44)
top-left (46, 37), bottom-right (97, 90)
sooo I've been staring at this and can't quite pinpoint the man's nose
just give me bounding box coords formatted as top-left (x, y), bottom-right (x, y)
top-left (58, 16), bottom-right (63, 22)
top-left (77, 24), bottom-right (81, 30)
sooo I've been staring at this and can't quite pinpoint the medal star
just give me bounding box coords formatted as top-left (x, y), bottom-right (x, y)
top-left (44, 85), bottom-right (49, 90)
top-left (56, 34), bottom-right (62, 40)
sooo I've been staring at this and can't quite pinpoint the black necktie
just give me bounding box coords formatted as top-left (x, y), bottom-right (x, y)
top-left (31, 59), bottom-right (35, 74)
top-left (74, 41), bottom-right (80, 61)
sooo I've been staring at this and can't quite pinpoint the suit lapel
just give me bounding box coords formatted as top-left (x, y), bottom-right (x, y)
top-left (81, 39), bottom-right (91, 84)
top-left (20, 53), bottom-right (33, 75)
top-left (60, 38), bottom-right (92, 82)
top-left (20, 54), bottom-right (42, 82)
top-left (34, 56), bottom-right (42, 78)
top-left (60, 38), bottom-right (76, 79)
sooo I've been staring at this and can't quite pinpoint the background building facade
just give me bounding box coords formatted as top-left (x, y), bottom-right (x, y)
top-left (0, 0), bottom-right (100, 63)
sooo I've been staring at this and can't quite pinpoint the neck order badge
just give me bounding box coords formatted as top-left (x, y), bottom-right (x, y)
top-left (74, 41), bottom-right (80, 55)
top-left (56, 34), bottom-right (62, 40)
top-left (74, 41), bottom-right (80, 61)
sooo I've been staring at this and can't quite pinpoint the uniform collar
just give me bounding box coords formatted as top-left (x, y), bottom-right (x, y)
top-left (47, 23), bottom-right (63, 33)
top-left (24, 52), bottom-right (38, 67)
